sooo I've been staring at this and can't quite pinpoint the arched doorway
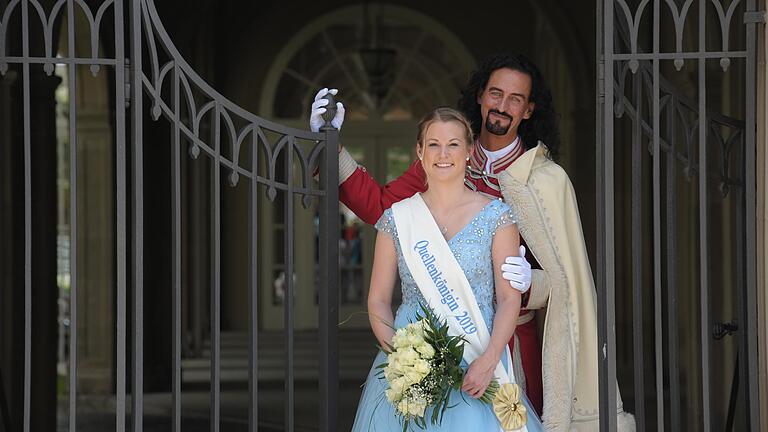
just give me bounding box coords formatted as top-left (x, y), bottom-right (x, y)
top-left (258, 4), bottom-right (477, 331)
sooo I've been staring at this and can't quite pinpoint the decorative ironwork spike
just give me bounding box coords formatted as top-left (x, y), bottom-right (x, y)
top-left (629, 60), bottom-right (639, 74)
top-left (614, 100), bottom-right (625, 118)
top-left (188, 145), bottom-right (200, 159)
top-left (228, 171), bottom-right (239, 187)
top-left (152, 105), bottom-right (161, 120)
top-left (674, 59), bottom-right (684, 71)
top-left (320, 92), bottom-right (338, 131)
top-left (43, 63), bottom-right (54, 76)
top-left (302, 195), bottom-right (312, 209)
top-left (90, 64), bottom-right (100, 77)
top-left (0, 63), bottom-right (7, 76)
top-left (719, 182), bottom-right (730, 197)
top-left (267, 187), bottom-right (277, 202)
top-left (719, 58), bottom-right (730, 72)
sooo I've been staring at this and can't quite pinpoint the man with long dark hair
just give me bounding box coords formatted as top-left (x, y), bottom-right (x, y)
top-left (311, 54), bottom-right (634, 430)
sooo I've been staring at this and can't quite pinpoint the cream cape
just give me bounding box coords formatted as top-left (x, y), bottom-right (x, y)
top-left (498, 144), bottom-right (635, 432)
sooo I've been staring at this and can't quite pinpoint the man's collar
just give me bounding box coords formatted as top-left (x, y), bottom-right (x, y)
top-left (471, 136), bottom-right (522, 173)
top-left (489, 139), bottom-right (523, 171)
top-left (470, 142), bottom-right (487, 170)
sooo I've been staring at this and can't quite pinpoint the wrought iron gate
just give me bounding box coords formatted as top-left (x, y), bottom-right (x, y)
top-left (597, 0), bottom-right (761, 430)
top-left (0, 0), bottom-right (339, 431)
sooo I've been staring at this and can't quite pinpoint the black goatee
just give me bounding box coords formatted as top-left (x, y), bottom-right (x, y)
top-left (484, 110), bottom-right (513, 136)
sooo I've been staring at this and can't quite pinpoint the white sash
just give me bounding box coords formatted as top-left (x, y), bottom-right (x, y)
top-left (392, 194), bottom-right (524, 424)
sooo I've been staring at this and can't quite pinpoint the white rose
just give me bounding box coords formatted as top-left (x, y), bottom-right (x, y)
top-left (383, 361), bottom-right (396, 378)
top-left (406, 334), bottom-right (422, 347)
top-left (397, 398), bottom-right (424, 417)
top-left (405, 370), bottom-right (426, 384)
top-left (413, 359), bottom-right (431, 375)
top-left (392, 376), bottom-right (409, 393)
top-left (385, 354), bottom-right (407, 379)
top-left (385, 387), bottom-right (402, 403)
top-left (408, 399), bottom-right (427, 417)
top-left (384, 364), bottom-right (398, 382)
top-left (400, 347), bottom-right (419, 365)
top-left (392, 329), bottom-right (408, 349)
top-left (415, 343), bottom-right (435, 359)
top-left (404, 322), bottom-right (424, 339)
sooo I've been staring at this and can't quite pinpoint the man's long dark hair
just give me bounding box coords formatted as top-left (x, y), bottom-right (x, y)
top-left (458, 54), bottom-right (561, 161)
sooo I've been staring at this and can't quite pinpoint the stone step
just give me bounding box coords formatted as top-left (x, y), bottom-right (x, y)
top-left (182, 330), bottom-right (378, 384)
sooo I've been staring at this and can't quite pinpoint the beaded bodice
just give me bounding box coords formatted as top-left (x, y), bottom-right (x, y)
top-left (375, 198), bottom-right (517, 330)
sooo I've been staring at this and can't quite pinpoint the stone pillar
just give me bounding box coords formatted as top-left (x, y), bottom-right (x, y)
top-left (73, 67), bottom-right (115, 395)
top-left (52, 5), bottom-right (118, 395)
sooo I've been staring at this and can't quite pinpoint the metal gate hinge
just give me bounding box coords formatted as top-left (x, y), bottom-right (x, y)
top-left (744, 10), bottom-right (766, 24)
top-left (713, 320), bottom-right (738, 340)
top-left (124, 58), bottom-right (131, 109)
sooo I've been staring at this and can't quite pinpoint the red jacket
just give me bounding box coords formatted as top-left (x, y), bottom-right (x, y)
top-left (339, 144), bottom-right (542, 272)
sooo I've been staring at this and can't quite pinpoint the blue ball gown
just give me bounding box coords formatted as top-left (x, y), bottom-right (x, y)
top-left (351, 200), bottom-right (544, 432)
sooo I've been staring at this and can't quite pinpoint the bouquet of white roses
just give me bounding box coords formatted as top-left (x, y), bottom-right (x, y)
top-left (376, 304), bottom-right (502, 431)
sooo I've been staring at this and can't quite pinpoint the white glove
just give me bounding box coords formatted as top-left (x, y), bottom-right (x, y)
top-left (310, 88), bottom-right (345, 132)
top-left (501, 245), bottom-right (532, 294)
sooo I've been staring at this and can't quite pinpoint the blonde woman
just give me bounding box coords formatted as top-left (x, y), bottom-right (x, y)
top-left (352, 108), bottom-right (542, 431)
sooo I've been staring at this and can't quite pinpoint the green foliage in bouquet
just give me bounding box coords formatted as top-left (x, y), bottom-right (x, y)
top-left (416, 303), bottom-right (465, 428)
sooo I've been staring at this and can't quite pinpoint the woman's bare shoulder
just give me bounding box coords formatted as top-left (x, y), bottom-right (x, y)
top-left (468, 191), bottom-right (493, 208)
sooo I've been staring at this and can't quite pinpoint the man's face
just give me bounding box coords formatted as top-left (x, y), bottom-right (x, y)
top-left (477, 68), bottom-right (535, 138)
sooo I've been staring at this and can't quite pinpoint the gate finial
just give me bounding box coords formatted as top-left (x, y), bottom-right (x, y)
top-left (320, 93), bottom-right (337, 131)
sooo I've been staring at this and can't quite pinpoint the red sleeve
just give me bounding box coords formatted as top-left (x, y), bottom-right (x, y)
top-left (339, 160), bottom-right (427, 225)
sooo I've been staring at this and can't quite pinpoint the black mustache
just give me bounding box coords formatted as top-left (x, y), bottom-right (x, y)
top-left (487, 110), bottom-right (513, 121)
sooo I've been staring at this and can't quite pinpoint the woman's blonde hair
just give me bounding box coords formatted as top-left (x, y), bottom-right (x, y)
top-left (416, 107), bottom-right (474, 150)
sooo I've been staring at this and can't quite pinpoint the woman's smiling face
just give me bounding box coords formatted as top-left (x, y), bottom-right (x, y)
top-left (419, 120), bottom-right (472, 183)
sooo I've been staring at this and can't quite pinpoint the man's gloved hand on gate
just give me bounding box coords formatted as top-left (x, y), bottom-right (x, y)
top-left (310, 88), bottom-right (345, 132)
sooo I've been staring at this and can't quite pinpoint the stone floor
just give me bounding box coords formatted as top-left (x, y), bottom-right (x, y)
top-left (56, 382), bottom-right (366, 431)
top-left (53, 329), bottom-right (377, 431)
